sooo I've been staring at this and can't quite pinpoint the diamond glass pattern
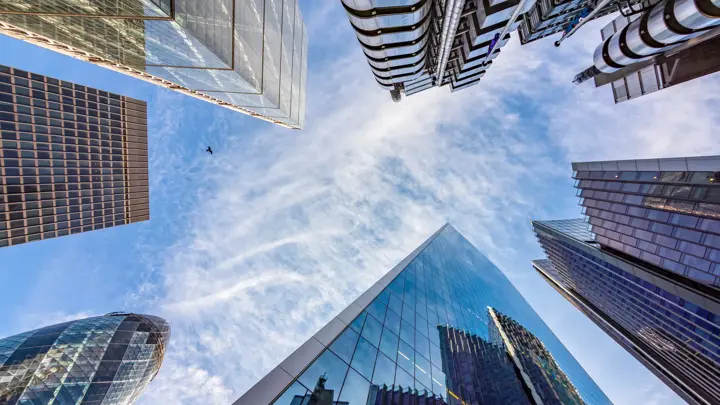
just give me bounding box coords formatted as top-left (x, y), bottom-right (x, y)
top-left (0, 312), bottom-right (170, 405)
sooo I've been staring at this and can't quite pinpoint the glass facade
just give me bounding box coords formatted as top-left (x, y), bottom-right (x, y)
top-left (0, 312), bottom-right (170, 405)
top-left (0, 64), bottom-right (149, 248)
top-left (0, 0), bottom-right (307, 129)
top-left (235, 224), bottom-right (612, 405)
top-left (573, 157), bottom-right (720, 286)
top-left (533, 218), bottom-right (720, 405)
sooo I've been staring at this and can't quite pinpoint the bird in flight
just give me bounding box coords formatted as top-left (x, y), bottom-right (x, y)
top-left (206, 146), bottom-right (213, 155)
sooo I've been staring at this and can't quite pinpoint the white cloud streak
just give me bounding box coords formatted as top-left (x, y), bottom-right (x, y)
top-left (133, 8), bottom-right (717, 405)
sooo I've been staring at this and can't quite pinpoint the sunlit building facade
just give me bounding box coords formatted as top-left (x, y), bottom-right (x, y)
top-left (532, 155), bottom-right (720, 405)
top-left (233, 224), bottom-right (611, 405)
top-left (0, 312), bottom-right (170, 405)
top-left (0, 0), bottom-right (307, 129)
top-left (0, 64), bottom-right (149, 248)
top-left (340, 0), bottom-right (534, 101)
top-left (573, 156), bottom-right (720, 286)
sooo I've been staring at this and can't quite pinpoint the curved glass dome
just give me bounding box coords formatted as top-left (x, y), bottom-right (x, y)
top-left (0, 313), bottom-right (170, 405)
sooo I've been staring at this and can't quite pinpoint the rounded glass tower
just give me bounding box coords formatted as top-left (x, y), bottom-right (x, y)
top-left (0, 312), bottom-right (170, 405)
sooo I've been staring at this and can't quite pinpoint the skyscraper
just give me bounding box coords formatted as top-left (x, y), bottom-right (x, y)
top-left (532, 155), bottom-right (720, 405)
top-left (574, 156), bottom-right (720, 286)
top-left (340, 0), bottom-right (534, 101)
top-left (0, 312), bottom-right (170, 405)
top-left (0, 0), bottom-right (308, 129)
top-left (517, 0), bottom-right (618, 45)
top-left (572, 0), bottom-right (720, 102)
top-left (0, 64), bottom-right (149, 248)
top-left (233, 224), bottom-right (611, 405)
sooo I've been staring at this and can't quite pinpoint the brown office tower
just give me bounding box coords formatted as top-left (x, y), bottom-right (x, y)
top-left (0, 64), bottom-right (149, 248)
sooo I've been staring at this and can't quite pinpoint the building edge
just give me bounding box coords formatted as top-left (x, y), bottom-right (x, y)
top-left (231, 223), bottom-right (450, 405)
top-left (531, 261), bottom-right (710, 405)
top-left (0, 20), bottom-right (301, 130)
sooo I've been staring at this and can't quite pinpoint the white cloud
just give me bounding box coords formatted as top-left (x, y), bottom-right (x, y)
top-left (134, 7), bottom-right (715, 405)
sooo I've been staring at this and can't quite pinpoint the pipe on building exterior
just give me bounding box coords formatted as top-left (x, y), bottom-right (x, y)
top-left (435, 0), bottom-right (466, 85)
top-left (594, 0), bottom-right (720, 72)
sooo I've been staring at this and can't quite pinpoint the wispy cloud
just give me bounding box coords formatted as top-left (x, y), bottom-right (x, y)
top-left (131, 8), bottom-right (714, 405)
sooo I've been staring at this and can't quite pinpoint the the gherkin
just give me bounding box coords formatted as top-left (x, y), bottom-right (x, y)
top-left (0, 312), bottom-right (170, 405)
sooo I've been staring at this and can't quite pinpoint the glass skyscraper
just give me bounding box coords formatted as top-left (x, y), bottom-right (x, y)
top-left (574, 156), bottom-right (720, 286)
top-left (532, 154), bottom-right (720, 405)
top-left (0, 0), bottom-right (307, 129)
top-left (0, 312), bottom-right (170, 405)
top-left (233, 224), bottom-right (611, 405)
top-left (0, 64), bottom-right (149, 248)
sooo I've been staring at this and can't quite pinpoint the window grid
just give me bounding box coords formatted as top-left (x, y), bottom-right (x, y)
top-left (0, 64), bottom-right (148, 247)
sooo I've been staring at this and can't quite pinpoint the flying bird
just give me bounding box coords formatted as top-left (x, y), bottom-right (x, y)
top-left (206, 146), bottom-right (213, 155)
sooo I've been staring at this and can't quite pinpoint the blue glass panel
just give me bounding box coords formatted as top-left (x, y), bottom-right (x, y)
top-left (396, 339), bottom-right (414, 375)
top-left (349, 311), bottom-right (367, 334)
top-left (384, 309), bottom-right (401, 336)
top-left (429, 341), bottom-right (442, 369)
top-left (376, 289), bottom-right (391, 305)
top-left (431, 364), bottom-right (446, 398)
top-left (415, 331), bottom-right (431, 360)
top-left (350, 337), bottom-right (377, 380)
top-left (388, 294), bottom-right (403, 315)
top-left (329, 327), bottom-right (359, 364)
top-left (271, 381), bottom-right (310, 405)
top-left (378, 328), bottom-right (399, 360)
top-left (404, 293), bottom-right (416, 309)
top-left (372, 351), bottom-right (396, 386)
top-left (415, 316), bottom-right (429, 337)
top-left (414, 352), bottom-right (432, 389)
top-left (297, 350), bottom-right (348, 402)
top-left (402, 303), bottom-right (415, 328)
top-left (399, 320), bottom-right (414, 346)
top-left (366, 299), bottom-right (387, 324)
top-left (387, 277), bottom-right (404, 298)
top-left (361, 315), bottom-right (382, 348)
top-left (427, 323), bottom-right (441, 347)
top-left (394, 365), bottom-right (414, 391)
top-left (338, 367), bottom-right (370, 405)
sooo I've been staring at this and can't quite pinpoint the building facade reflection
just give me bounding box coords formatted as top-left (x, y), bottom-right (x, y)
top-left (234, 224), bottom-right (612, 405)
top-left (0, 0), bottom-right (307, 129)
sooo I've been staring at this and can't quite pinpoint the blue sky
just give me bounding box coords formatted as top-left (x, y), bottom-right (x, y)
top-left (2, 1), bottom-right (720, 404)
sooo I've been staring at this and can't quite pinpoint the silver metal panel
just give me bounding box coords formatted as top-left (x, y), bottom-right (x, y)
top-left (312, 318), bottom-right (348, 346)
top-left (277, 337), bottom-right (325, 378)
top-left (354, 283), bottom-right (384, 309)
top-left (336, 302), bottom-right (365, 325)
top-left (232, 367), bottom-right (294, 405)
top-left (617, 160), bottom-right (639, 171)
top-left (657, 157), bottom-right (690, 171)
top-left (600, 161), bottom-right (620, 171)
top-left (635, 159), bottom-right (661, 171)
top-left (686, 156), bottom-right (720, 171)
